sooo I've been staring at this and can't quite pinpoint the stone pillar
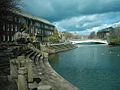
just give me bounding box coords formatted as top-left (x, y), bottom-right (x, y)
top-left (26, 58), bottom-right (33, 83)
top-left (18, 67), bottom-right (28, 90)
top-left (10, 59), bottom-right (18, 79)
top-left (3, 35), bottom-right (5, 42)
top-left (8, 35), bottom-right (10, 42)
top-left (38, 54), bottom-right (45, 68)
top-left (43, 52), bottom-right (48, 63)
top-left (17, 56), bottom-right (26, 67)
top-left (43, 52), bottom-right (48, 58)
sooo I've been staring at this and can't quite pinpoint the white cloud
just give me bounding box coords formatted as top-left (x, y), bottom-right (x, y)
top-left (54, 12), bottom-right (120, 35)
top-left (22, 0), bottom-right (120, 35)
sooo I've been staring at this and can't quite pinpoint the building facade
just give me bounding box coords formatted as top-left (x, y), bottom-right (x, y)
top-left (97, 27), bottom-right (113, 40)
top-left (0, 10), bottom-right (55, 43)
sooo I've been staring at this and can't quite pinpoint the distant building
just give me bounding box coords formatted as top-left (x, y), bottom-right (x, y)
top-left (97, 27), bottom-right (113, 40)
top-left (0, 10), bottom-right (55, 44)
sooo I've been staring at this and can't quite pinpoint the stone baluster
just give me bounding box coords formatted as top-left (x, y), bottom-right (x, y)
top-left (10, 55), bottom-right (35, 90)
top-left (18, 67), bottom-right (28, 90)
top-left (17, 56), bottom-right (26, 67)
top-left (26, 58), bottom-right (34, 83)
top-left (43, 52), bottom-right (48, 58)
top-left (10, 59), bottom-right (18, 79)
top-left (43, 52), bottom-right (48, 64)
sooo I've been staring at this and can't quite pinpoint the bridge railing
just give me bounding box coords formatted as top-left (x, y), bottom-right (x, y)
top-left (69, 39), bottom-right (108, 44)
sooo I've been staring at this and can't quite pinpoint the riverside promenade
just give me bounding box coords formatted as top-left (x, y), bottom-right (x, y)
top-left (7, 43), bottom-right (79, 90)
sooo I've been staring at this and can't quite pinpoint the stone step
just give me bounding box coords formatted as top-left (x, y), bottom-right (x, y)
top-left (24, 50), bottom-right (33, 56)
top-left (17, 51), bottom-right (24, 56)
top-left (33, 53), bottom-right (40, 63)
top-left (29, 52), bottom-right (37, 59)
top-left (0, 63), bottom-right (9, 69)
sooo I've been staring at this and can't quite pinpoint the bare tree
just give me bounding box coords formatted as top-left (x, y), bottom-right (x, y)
top-left (88, 31), bottom-right (96, 39)
top-left (0, 0), bottom-right (22, 33)
top-left (0, 0), bottom-right (20, 11)
top-left (0, 0), bottom-right (21, 19)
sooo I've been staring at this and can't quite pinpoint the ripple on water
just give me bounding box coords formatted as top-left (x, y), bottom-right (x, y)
top-left (49, 45), bottom-right (120, 90)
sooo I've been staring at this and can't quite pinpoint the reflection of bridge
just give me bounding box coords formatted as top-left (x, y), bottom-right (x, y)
top-left (70, 39), bottom-right (108, 44)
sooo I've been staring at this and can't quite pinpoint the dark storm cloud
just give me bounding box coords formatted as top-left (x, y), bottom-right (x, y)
top-left (54, 12), bottom-right (120, 34)
top-left (21, 0), bottom-right (120, 35)
top-left (22, 0), bottom-right (120, 22)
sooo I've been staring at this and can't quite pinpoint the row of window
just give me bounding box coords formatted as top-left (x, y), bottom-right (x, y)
top-left (2, 12), bottom-right (55, 31)
top-left (1, 35), bottom-right (14, 42)
top-left (14, 16), bottom-right (54, 30)
top-left (44, 31), bottom-right (53, 36)
top-left (1, 23), bottom-right (53, 36)
top-left (34, 23), bottom-right (54, 30)
top-left (2, 24), bottom-right (18, 32)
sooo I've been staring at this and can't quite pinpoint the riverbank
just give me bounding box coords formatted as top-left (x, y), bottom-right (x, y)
top-left (0, 43), bottom-right (79, 90)
top-left (108, 40), bottom-right (120, 45)
top-left (38, 54), bottom-right (79, 90)
top-left (41, 43), bottom-right (77, 54)
top-left (32, 43), bottom-right (79, 89)
top-left (34, 43), bottom-right (79, 90)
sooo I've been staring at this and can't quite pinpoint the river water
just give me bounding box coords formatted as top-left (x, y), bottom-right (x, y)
top-left (49, 44), bottom-right (120, 90)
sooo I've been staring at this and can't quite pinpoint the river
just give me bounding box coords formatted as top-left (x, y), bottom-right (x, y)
top-left (49, 44), bottom-right (120, 90)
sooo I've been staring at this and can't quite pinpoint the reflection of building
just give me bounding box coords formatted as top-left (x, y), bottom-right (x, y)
top-left (97, 27), bottom-right (113, 40)
top-left (0, 10), bottom-right (55, 43)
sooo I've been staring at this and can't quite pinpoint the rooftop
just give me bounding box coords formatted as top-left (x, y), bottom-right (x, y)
top-left (12, 10), bottom-right (54, 26)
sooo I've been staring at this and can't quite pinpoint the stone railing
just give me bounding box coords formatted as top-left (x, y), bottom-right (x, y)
top-left (9, 43), bottom-right (78, 90)
top-left (10, 54), bottom-right (52, 90)
top-left (10, 56), bottom-right (34, 90)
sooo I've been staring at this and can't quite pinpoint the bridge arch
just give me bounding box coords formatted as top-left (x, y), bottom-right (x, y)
top-left (70, 39), bottom-right (108, 45)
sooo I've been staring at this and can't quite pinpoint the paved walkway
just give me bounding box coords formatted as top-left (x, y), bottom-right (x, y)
top-left (36, 58), bottom-right (79, 90)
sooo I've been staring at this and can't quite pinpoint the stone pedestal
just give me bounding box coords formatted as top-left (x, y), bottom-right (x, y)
top-left (26, 59), bottom-right (33, 83)
top-left (10, 59), bottom-right (18, 79)
top-left (18, 67), bottom-right (28, 90)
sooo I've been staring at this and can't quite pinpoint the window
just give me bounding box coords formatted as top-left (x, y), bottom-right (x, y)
top-left (11, 25), bottom-right (13, 31)
top-left (3, 35), bottom-right (5, 41)
top-left (35, 28), bottom-right (38, 35)
top-left (15, 17), bottom-right (17, 22)
top-left (15, 26), bottom-right (17, 32)
top-left (3, 24), bottom-right (5, 31)
top-left (11, 36), bottom-right (14, 41)
top-left (7, 24), bottom-right (9, 31)
top-left (8, 36), bottom-right (9, 41)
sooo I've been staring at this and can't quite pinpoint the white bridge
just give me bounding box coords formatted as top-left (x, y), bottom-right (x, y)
top-left (70, 39), bottom-right (108, 45)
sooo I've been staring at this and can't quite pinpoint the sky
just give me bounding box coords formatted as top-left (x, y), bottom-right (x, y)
top-left (21, 0), bottom-right (120, 35)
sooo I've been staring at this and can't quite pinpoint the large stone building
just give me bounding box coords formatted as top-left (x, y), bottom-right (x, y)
top-left (97, 27), bottom-right (113, 40)
top-left (0, 10), bottom-right (55, 43)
